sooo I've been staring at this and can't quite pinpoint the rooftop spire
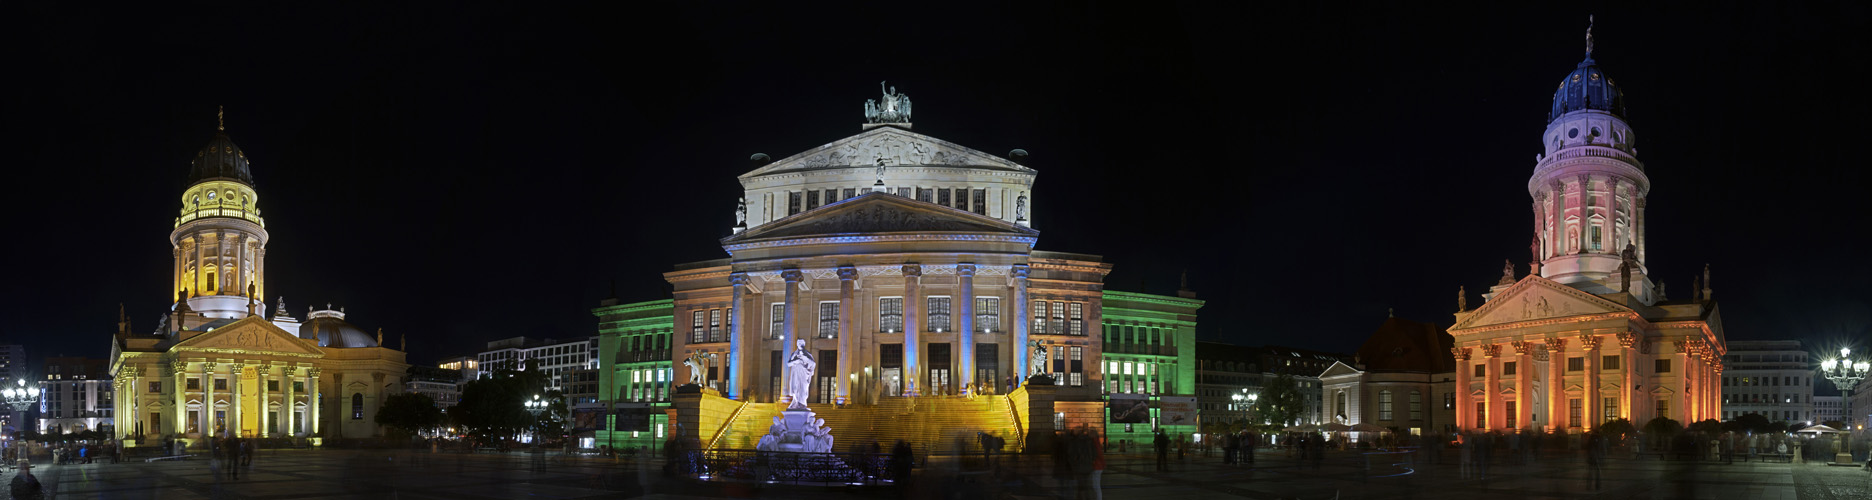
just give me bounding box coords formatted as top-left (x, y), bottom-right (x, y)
top-left (218, 105), bottom-right (225, 132)
top-left (1584, 15), bottom-right (1595, 57)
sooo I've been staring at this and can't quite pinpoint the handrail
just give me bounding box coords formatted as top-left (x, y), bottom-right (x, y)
top-left (1004, 395), bottom-right (1025, 451)
top-left (707, 400), bottom-right (752, 450)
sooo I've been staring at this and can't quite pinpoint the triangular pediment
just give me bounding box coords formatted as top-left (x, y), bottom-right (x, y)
top-left (175, 316), bottom-right (324, 357)
top-left (1453, 275), bottom-right (1634, 330)
top-left (1650, 386), bottom-right (1676, 395)
top-left (741, 126), bottom-right (1034, 178)
top-left (1319, 361), bottom-right (1364, 379)
top-left (723, 192), bottom-right (1039, 244)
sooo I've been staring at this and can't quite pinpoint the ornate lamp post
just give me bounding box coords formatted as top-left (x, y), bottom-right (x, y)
top-left (523, 394), bottom-right (547, 445)
top-left (1819, 347), bottom-right (1868, 465)
top-left (3, 379), bottom-right (41, 460)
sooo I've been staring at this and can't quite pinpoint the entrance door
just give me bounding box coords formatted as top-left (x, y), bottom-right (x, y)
top-left (881, 344), bottom-right (903, 397)
top-left (928, 343), bottom-right (952, 396)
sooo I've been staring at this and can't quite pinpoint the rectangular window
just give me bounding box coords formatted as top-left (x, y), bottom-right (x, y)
top-left (1503, 361), bottom-right (1517, 376)
top-left (149, 381), bottom-right (162, 393)
top-left (1476, 402), bottom-right (1487, 429)
top-left (895, 187), bottom-right (911, 198)
top-left (806, 190), bottom-right (820, 210)
top-left (927, 296), bottom-right (952, 332)
top-left (1602, 397), bottom-right (1618, 422)
top-left (1567, 357), bottom-right (1583, 372)
top-left (1590, 225), bottom-right (1602, 250)
top-left (1032, 301), bottom-right (1048, 334)
top-left (1657, 398), bottom-right (1669, 421)
top-left (937, 188), bottom-right (950, 207)
top-left (294, 381), bottom-right (304, 393)
top-left (1506, 401), bottom-right (1516, 428)
top-left (709, 309), bottom-right (723, 343)
top-left (1655, 359), bottom-right (1671, 373)
top-left (187, 378), bottom-right (201, 390)
top-left (788, 192), bottom-right (802, 216)
top-left (975, 297), bottom-right (1000, 332)
top-left (214, 378), bottom-right (227, 391)
top-left (691, 311), bottom-right (706, 343)
top-left (916, 187), bottom-right (931, 203)
top-left (1051, 301), bottom-right (1066, 334)
top-left (1601, 355), bottom-right (1621, 370)
top-left (1474, 364), bottom-right (1486, 378)
top-left (972, 189), bottom-right (987, 214)
top-left (818, 302), bottom-right (839, 339)
top-left (843, 188), bottom-right (856, 200)
top-left (769, 304), bottom-right (786, 339)
top-left (879, 297), bottom-right (904, 333)
top-left (824, 189), bottom-right (838, 204)
top-left (268, 380), bottom-right (279, 392)
top-left (1408, 391), bottom-right (1423, 421)
top-left (1378, 391), bottom-right (1394, 421)
top-left (1069, 347), bottom-right (1084, 386)
top-left (1068, 303), bottom-right (1084, 335)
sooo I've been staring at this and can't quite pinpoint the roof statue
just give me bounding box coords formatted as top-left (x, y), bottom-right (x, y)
top-left (1497, 259), bottom-right (1516, 286)
top-left (1584, 15), bottom-right (1595, 57)
top-left (863, 81), bottom-right (912, 124)
top-left (218, 105), bottom-right (225, 132)
top-left (376, 328), bottom-right (383, 346)
top-left (1457, 286), bottom-right (1467, 312)
top-left (1529, 232), bottom-right (1543, 275)
top-left (734, 197), bottom-right (747, 227)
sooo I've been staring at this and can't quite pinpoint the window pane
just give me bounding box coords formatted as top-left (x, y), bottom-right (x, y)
top-left (880, 298), bottom-right (904, 333)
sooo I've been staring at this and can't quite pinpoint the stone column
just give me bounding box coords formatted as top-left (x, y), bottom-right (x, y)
top-left (215, 230), bottom-right (227, 293)
top-left (282, 366), bottom-right (295, 436)
top-left (1618, 333), bottom-right (1636, 421)
top-left (957, 264), bottom-right (976, 391)
top-left (1576, 175), bottom-right (1593, 252)
top-left (1513, 341), bottom-right (1532, 430)
top-left (194, 233), bottom-right (206, 294)
top-left (1607, 177), bottom-right (1622, 251)
top-left (171, 361), bottom-right (187, 437)
top-left (1550, 181), bottom-right (1565, 257)
top-left (228, 362), bottom-right (242, 436)
top-left (258, 362), bottom-right (270, 437)
top-left (1711, 364), bottom-right (1724, 422)
top-left (202, 361), bottom-right (215, 435)
top-left (1547, 339), bottom-right (1568, 430)
top-left (1452, 347), bottom-right (1472, 429)
top-left (837, 267), bottom-right (857, 403)
top-left (1635, 197), bottom-right (1647, 263)
top-left (780, 270), bottom-right (802, 404)
top-left (173, 246), bottom-right (184, 297)
top-left (902, 264), bottom-right (922, 396)
top-left (307, 368), bottom-right (321, 436)
top-left (1674, 339), bottom-right (1692, 423)
top-left (1482, 344), bottom-right (1501, 429)
top-left (234, 233), bottom-right (246, 300)
top-left (728, 272), bottom-right (750, 400)
top-left (1012, 265), bottom-right (1031, 384)
top-left (256, 247), bottom-right (266, 300)
top-left (1580, 334), bottom-right (1601, 427)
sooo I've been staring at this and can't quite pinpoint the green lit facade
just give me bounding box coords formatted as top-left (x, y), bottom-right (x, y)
top-left (1099, 290), bottom-right (1202, 443)
top-left (592, 298), bottom-right (675, 452)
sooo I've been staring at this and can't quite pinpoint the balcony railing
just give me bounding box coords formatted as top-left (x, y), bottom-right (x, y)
top-left (615, 351), bottom-right (673, 364)
top-left (1106, 345), bottom-right (1178, 357)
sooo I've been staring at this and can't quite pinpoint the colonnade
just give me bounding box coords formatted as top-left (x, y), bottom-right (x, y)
top-left (1454, 332), bottom-right (1722, 433)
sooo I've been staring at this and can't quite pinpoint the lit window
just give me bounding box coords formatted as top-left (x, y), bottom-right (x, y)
top-left (927, 296), bottom-right (951, 332)
top-left (818, 302), bottom-right (839, 338)
top-left (879, 298), bottom-right (904, 333)
top-left (975, 297), bottom-right (1000, 332)
top-left (769, 304), bottom-right (786, 339)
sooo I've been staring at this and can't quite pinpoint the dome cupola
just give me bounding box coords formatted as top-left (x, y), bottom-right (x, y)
top-left (187, 107), bottom-right (254, 185)
top-left (1548, 17), bottom-right (1625, 123)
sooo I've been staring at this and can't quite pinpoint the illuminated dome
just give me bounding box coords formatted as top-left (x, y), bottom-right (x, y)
top-left (300, 310), bottom-right (379, 348)
top-left (188, 132), bottom-right (255, 186)
top-left (1548, 56), bottom-right (1627, 123)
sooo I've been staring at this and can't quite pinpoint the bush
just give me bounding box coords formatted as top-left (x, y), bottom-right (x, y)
top-left (1597, 418), bottom-right (1636, 442)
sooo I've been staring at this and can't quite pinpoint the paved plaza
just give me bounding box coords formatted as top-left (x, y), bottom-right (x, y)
top-left (1, 448), bottom-right (1868, 499)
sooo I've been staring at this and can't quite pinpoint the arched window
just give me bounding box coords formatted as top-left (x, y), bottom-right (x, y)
top-left (351, 393), bottom-right (364, 420)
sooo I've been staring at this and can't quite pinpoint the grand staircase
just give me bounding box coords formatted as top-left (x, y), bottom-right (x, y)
top-left (710, 396), bottom-right (1024, 454)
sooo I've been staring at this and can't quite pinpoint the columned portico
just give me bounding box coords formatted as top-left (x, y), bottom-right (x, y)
top-left (836, 267), bottom-right (856, 402)
top-left (902, 264), bottom-right (922, 396)
top-left (957, 264), bottom-right (976, 391)
top-left (1453, 347), bottom-right (1472, 429)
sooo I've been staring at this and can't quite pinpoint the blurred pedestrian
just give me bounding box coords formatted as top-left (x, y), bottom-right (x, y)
top-left (1152, 430), bottom-right (1169, 472)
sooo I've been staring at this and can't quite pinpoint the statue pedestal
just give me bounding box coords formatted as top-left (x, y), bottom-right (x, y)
top-left (755, 408), bottom-right (834, 453)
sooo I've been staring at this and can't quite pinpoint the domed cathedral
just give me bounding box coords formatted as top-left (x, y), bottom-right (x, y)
top-left (109, 110), bottom-right (409, 447)
top-left (648, 84), bottom-right (1201, 453)
top-left (1447, 21), bottom-right (1726, 434)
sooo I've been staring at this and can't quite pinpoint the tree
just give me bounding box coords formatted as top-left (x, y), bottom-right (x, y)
top-left (1250, 374), bottom-right (1307, 427)
top-left (449, 359), bottom-right (553, 441)
top-left (376, 392), bottom-right (444, 439)
top-left (1642, 417), bottom-right (1683, 450)
top-left (1686, 419), bottom-right (1723, 435)
top-left (1597, 417), bottom-right (1636, 442)
top-left (1734, 413), bottom-right (1771, 434)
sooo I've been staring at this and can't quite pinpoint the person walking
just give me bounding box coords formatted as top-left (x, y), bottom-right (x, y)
top-left (1152, 430), bottom-right (1170, 472)
top-left (1585, 431), bottom-right (1604, 490)
top-left (227, 436), bottom-right (243, 480)
top-left (1242, 431), bottom-right (1256, 465)
top-left (1090, 435), bottom-right (1106, 500)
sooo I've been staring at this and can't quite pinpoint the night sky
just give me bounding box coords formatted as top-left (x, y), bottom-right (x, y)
top-left (4, 4), bottom-right (1868, 377)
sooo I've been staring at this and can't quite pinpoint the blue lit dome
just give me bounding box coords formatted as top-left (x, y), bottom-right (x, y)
top-left (1548, 56), bottom-right (1626, 123)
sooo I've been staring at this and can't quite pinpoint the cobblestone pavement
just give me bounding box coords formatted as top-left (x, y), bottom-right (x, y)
top-left (1, 448), bottom-right (1867, 499)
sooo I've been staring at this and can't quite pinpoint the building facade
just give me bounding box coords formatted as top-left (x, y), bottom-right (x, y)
top-left (404, 365), bottom-right (463, 410)
top-left (0, 344), bottom-right (24, 431)
top-left (109, 118), bottom-right (409, 445)
top-left (38, 357), bottom-right (114, 435)
top-left (475, 337), bottom-right (599, 393)
top-left (592, 298), bottom-right (674, 451)
top-left (1446, 32), bottom-right (1727, 433)
top-left (1099, 290), bottom-right (1201, 441)
top-left (1318, 318), bottom-right (1457, 436)
top-left (1195, 342), bottom-right (1266, 425)
top-left (1718, 340), bottom-right (1814, 423)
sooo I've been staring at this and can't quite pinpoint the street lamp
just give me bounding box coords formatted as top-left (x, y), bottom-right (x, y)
top-left (524, 395), bottom-right (548, 445)
top-left (3, 379), bottom-right (39, 459)
top-left (1818, 347), bottom-right (1867, 465)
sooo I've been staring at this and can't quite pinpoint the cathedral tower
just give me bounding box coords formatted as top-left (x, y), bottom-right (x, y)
top-left (1529, 22), bottom-right (1655, 304)
top-left (171, 108), bottom-right (270, 319)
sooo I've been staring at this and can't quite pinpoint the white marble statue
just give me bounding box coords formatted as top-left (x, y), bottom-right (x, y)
top-left (734, 197), bottom-right (747, 226)
top-left (1031, 341), bottom-right (1047, 376)
top-left (683, 355), bottom-right (705, 386)
top-left (1015, 194), bottom-right (1029, 220)
top-left (785, 339), bottom-right (815, 410)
